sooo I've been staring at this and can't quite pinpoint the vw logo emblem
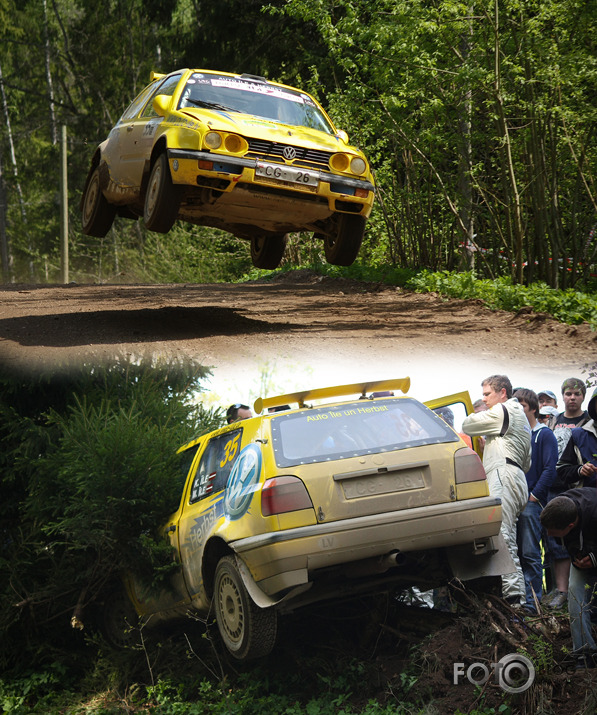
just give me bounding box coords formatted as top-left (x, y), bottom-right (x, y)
top-left (282, 146), bottom-right (296, 161)
top-left (224, 444), bottom-right (262, 520)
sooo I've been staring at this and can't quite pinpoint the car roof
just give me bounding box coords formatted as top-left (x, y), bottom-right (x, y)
top-left (148, 68), bottom-right (318, 97)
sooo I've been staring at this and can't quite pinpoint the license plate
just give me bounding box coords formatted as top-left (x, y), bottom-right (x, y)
top-left (255, 161), bottom-right (319, 188)
top-left (342, 472), bottom-right (425, 499)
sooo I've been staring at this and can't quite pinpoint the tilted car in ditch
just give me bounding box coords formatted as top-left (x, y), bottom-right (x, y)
top-left (113, 379), bottom-right (512, 660)
top-left (81, 69), bottom-right (375, 269)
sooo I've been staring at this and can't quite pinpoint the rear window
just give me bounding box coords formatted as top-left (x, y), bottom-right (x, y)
top-left (270, 398), bottom-right (458, 467)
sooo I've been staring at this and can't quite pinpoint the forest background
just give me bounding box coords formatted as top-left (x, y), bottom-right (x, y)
top-left (0, 0), bottom-right (595, 289)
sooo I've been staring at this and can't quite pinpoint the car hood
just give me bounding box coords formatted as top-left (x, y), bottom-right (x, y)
top-left (178, 108), bottom-right (353, 153)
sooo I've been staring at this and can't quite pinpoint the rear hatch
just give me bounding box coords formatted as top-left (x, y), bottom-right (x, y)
top-left (268, 397), bottom-right (462, 522)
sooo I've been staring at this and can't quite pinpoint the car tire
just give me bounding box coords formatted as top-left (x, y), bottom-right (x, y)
top-left (324, 214), bottom-right (366, 266)
top-left (143, 153), bottom-right (181, 233)
top-left (81, 166), bottom-right (116, 237)
top-left (214, 555), bottom-right (277, 660)
top-left (99, 585), bottom-right (140, 648)
top-left (250, 233), bottom-right (287, 270)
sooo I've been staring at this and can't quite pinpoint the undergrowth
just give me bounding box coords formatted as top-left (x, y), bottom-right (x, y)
top-left (242, 264), bottom-right (597, 330)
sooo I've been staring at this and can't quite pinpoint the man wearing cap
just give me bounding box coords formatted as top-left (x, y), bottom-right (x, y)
top-left (538, 404), bottom-right (559, 426)
top-left (543, 378), bottom-right (590, 610)
top-left (462, 375), bottom-right (532, 606)
top-left (538, 390), bottom-right (559, 429)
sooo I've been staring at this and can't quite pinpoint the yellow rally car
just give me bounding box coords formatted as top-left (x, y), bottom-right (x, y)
top-left (119, 379), bottom-right (512, 660)
top-left (81, 69), bottom-right (375, 269)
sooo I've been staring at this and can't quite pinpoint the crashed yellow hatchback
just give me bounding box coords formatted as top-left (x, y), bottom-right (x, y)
top-left (117, 379), bottom-right (511, 660)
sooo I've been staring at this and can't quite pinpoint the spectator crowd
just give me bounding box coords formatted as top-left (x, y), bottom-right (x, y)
top-left (462, 374), bottom-right (597, 671)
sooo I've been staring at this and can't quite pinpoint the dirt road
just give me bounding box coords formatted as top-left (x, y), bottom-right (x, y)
top-left (0, 270), bottom-right (595, 399)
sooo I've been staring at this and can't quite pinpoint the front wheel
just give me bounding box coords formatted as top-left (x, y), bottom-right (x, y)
top-left (81, 166), bottom-right (116, 237)
top-left (144, 153), bottom-right (181, 233)
top-left (250, 234), bottom-right (287, 269)
top-left (324, 214), bottom-right (366, 266)
top-left (214, 555), bottom-right (277, 660)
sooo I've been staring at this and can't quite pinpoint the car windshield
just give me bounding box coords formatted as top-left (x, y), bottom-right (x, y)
top-left (270, 398), bottom-right (459, 468)
top-left (178, 73), bottom-right (335, 134)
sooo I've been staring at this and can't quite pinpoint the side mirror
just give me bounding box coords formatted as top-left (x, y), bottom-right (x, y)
top-left (152, 94), bottom-right (170, 116)
top-left (337, 129), bottom-right (349, 143)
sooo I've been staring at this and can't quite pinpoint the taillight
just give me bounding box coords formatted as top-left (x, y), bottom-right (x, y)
top-left (261, 476), bottom-right (313, 516)
top-left (454, 447), bottom-right (486, 483)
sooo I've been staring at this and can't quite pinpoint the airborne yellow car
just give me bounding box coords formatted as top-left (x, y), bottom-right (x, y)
top-left (81, 69), bottom-right (375, 269)
top-left (112, 379), bottom-right (512, 660)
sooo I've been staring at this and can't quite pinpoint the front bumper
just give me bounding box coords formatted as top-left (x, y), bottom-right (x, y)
top-left (168, 148), bottom-right (375, 216)
top-left (231, 496), bottom-right (502, 596)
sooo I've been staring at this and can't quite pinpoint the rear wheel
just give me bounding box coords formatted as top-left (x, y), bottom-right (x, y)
top-left (250, 233), bottom-right (287, 269)
top-left (81, 166), bottom-right (116, 237)
top-left (144, 153), bottom-right (181, 233)
top-left (214, 555), bottom-right (277, 660)
top-left (324, 214), bottom-right (366, 266)
top-left (100, 586), bottom-right (140, 648)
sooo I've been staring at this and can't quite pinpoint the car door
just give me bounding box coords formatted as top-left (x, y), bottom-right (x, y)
top-left (424, 391), bottom-right (483, 455)
top-left (101, 82), bottom-right (157, 199)
top-left (176, 427), bottom-right (244, 610)
top-left (118, 73), bottom-right (183, 190)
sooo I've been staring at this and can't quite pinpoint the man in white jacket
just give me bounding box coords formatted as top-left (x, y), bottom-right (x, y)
top-left (462, 375), bottom-right (532, 606)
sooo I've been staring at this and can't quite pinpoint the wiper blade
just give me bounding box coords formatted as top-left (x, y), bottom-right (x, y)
top-left (186, 98), bottom-right (239, 112)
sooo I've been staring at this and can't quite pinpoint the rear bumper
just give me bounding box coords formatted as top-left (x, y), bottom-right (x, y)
top-left (231, 496), bottom-right (502, 595)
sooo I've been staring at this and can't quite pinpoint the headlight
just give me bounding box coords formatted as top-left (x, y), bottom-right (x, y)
top-left (224, 134), bottom-right (244, 153)
top-left (204, 131), bottom-right (222, 149)
top-left (330, 153), bottom-right (350, 172)
top-left (350, 157), bottom-right (367, 175)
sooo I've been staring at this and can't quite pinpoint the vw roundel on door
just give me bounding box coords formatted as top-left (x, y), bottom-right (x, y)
top-left (121, 378), bottom-right (512, 660)
top-left (81, 69), bottom-right (375, 270)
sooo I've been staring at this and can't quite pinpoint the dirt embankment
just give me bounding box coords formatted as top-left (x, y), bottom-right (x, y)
top-left (0, 271), bottom-right (594, 386)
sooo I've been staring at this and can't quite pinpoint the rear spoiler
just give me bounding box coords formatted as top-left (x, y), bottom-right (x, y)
top-left (254, 377), bottom-right (411, 413)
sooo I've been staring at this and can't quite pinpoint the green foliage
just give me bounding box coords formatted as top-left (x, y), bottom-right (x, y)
top-left (408, 270), bottom-right (597, 329)
top-left (0, 357), bottom-right (223, 673)
top-left (2, 0), bottom-right (596, 284)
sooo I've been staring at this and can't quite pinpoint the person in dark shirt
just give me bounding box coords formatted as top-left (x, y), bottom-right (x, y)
top-left (543, 377), bottom-right (589, 610)
top-left (541, 487), bottom-right (597, 669)
top-left (514, 389), bottom-right (558, 613)
top-left (557, 387), bottom-right (597, 489)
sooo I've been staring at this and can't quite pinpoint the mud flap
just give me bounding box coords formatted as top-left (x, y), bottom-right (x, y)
top-left (234, 554), bottom-right (311, 609)
top-left (446, 533), bottom-right (515, 581)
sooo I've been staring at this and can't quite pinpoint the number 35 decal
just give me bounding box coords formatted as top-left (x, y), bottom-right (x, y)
top-left (220, 433), bottom-right (241, 468)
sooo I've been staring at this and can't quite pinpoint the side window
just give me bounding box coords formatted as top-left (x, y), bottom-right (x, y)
top-left (190, 429), bottom-right (242, 503)
top-left (141, 73), bottom-right (182, 118)
top-left (120, 83), bottom-right (158, 122)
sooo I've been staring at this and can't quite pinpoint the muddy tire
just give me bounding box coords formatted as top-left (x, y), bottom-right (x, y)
top-left (214, 555), bottom-right (277, 660)
top-left (143, 153), bottom-right (180, 233)
top-left (100, 586), bottom-right (140, 648)
top-left (324, 214), bottom-right (365, 266)
top-left (250, 234), bottom-right (287, 269)
top-left (81, 166), bottom-right (116, 237)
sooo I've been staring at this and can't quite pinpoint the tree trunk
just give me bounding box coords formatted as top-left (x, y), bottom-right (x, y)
top-left (492, 0), bottom-right (525, 284)
top-left (0, 58), bottom-right (34, 280)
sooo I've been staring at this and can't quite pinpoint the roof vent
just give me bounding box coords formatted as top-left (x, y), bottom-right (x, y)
top-left (240, 73), bottom-right (267, 83)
